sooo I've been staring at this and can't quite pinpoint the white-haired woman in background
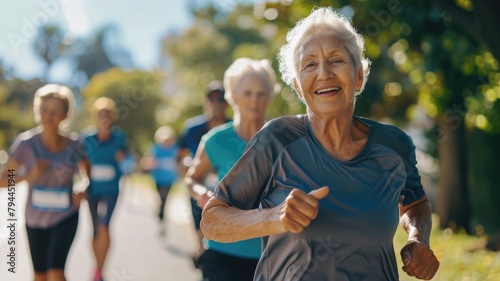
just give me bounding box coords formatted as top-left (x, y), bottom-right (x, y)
top-left (184, 57), bottom-right (279, 281)
top-left (0, 84), bottom-right (89, 281)
top-left (201, 7), bottom-right (439, 281)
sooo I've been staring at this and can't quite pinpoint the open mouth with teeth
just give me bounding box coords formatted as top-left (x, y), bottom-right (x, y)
top-left (315, 87), bottom-right (341, 95)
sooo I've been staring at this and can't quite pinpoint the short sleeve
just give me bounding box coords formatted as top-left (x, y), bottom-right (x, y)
top-left (9, 133), bottom-right (38, 176)
top-left (76, 137), bottom-right (88, 161)
top-left (9, 137), bottom-right (31, 166)
top-left (203, 139), bottom-right (216, 169)
top-left (178, 120), bottom-right (194, 150)
top-left (202, 127), bottom-right (219, 167)
top-left (213, 126), bottom-right (275, 210)
top-left (177, 131), bottom-right (188, 150)
top-left (83, 135), bottom-right (91, 154)
top-left (117, 130), bottom-right (127, 152)
top-left (399, 134), bottom-right (426, 206)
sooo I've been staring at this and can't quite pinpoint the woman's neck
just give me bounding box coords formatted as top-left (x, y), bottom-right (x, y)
top-left (309, 113), bottom-right (354, 143)
top-left (307, 112), bottom-right (369, 161)
top-left (97, 129), bottom-right (111, 142)
top-left (39, 126), bottom-right (65, 152)
top-left (233, 115), bottom-right (265, 141)
top-left (207, 116), bottom-right (227, 130)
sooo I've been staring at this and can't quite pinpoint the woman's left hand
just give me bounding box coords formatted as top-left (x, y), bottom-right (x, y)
top-left (116, 150), bottom-right (126, 162)
top-left (400, 240), bottom-right (439, 280)
top-left (72, 191), bottom-right (87, 207)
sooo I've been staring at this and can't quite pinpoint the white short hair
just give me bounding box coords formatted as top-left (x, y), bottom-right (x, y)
top-left (154, 125), bottom-right (176, 144)
top-left (223, 57), bottom-right (280, 106)
top-left (277, 7), bottom-right (371, 97)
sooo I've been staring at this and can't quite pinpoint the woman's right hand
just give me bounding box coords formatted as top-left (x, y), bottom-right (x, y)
top-left (278, 186), bottom-right (329, 233)
top-left (195, 188), bottom-right (213, 209)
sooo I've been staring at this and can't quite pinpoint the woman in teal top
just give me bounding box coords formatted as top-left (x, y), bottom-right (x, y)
top-left (184, 57), bottom-right (279, 281)
top-left (84, 97), bottom-right (128, 281)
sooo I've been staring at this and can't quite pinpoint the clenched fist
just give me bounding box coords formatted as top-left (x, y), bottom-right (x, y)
top-left (279, 186), bottom-right (329, 233)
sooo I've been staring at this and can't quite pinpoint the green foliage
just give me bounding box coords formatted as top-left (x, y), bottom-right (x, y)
top-left (161, 2), bottom-right (307, 121)
top-left (0, 77), bottom-right (44, 149)
top-left (81, 68), bottom-right (167, 154)
top-left (32, 25), bottom-right (67, 81)
top-left (394, 215), bottom-right (500, 280)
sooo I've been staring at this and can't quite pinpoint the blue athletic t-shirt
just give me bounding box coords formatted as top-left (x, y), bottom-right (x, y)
top-left (149, 144), bottom-right (178, 186)
top-left (203, 121), bottom-right (262, 260)
top-left (214, 115), bottom-right (427, 281)
top-left (85, 128), bottom-right (126, 196)
top-left (178, 115), bottom-right (232, 156)
top-left (178, 115), bottom-right (209, 156)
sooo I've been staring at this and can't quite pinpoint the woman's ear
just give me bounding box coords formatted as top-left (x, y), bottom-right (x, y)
top-left (355, 68), bottom-right (364, 91)
top-left (293, 79), bottom-right (303, 100)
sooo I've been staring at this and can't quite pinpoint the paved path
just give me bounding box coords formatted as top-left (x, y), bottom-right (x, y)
top-left (0, 178), bottom-right (202, 281)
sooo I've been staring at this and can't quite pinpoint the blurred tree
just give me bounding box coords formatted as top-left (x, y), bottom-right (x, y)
top-left (30, 24), bottom-right (132, 89)
top-left (160, 1), bottom-right (304, 127)
top-left (0, 59), bottom-right (8, 81)
top-left (69, 25), bottom-right (133, 88)
top-left (435, 0), bottom-right (500, 61)
top-left (360, 0), bottom-right (499, 233)
top-left (0, 76), bottom-right (43, 150)
top-left (81, 67), bottom-right (166, 154)
top-left (32, 25), bottom-right (67, 81)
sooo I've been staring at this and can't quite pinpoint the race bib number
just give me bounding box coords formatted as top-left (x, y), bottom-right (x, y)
top-left (91, 165), bottom-right (116, 181)
top-left (32, 187), bottom-right (70, 212)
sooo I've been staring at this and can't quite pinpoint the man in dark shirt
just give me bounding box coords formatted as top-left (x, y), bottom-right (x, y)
top-left (177, 81), bottom-right (229, 265)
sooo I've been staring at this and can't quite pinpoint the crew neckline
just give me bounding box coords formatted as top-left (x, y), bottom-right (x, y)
top-left (304, 115), bottom-right (374, 163)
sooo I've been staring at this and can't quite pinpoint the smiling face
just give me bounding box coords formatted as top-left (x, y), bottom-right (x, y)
top-left (293, 32), bottom-right (363, 119)
top-left (231, 73), bottom-right (270, 121)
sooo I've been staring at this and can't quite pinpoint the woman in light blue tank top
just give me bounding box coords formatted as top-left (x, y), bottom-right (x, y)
top-left (184, 57), bottom-right (279, 281)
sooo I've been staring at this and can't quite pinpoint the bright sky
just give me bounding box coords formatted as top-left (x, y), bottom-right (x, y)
top-left (0, 0), bottom-right (195, 80)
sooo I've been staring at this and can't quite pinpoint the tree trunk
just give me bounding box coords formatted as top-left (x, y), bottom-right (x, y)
top-left (436, 114), bottom-right (470, 231)
top-left (44, 64), bottom-right (50, 82)
top-left (468, 129), bottom-right (500, 235)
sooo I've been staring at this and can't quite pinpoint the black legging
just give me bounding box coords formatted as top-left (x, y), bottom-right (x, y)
top-left (25, 212), bottom-right (79, 272)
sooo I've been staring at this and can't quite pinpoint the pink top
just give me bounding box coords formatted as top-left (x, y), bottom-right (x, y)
top-left (10, 128), bottom-right (86, 228)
